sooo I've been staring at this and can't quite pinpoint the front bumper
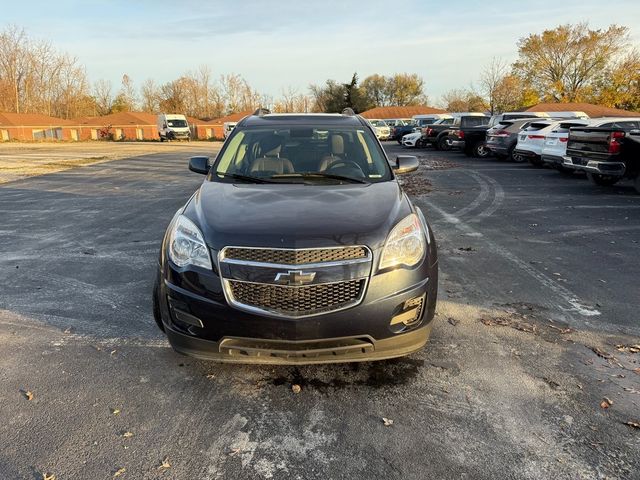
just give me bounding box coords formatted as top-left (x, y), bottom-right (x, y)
top-left (165, 323), bottom-right (432, 364)
top-left (402, 137), bottom-right (419, 147)
top-left (156, 249), bottom-right (438, 364)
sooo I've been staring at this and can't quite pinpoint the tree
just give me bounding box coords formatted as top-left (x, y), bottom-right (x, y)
top-left (140, 78), bottom-right (161, 113)
top-left (480, 58), bottom-right (509, 114)
top-left (309, 79), bottom-right (346, 113)
top-left (93, 79), bottom-right (113, 116)
top-left (514, 23), bottom-right (629, 102)
top-left (441, 88), bottom-right (487, 112)
top-left (361, 74), bottom-right (388, 107)
top-left (595, 50), bottom-right (640, 111)
top-left (386, 73), bottom-right (428, 106)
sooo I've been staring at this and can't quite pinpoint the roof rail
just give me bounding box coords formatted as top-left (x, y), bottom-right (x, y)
top-left (341, 108), bottom-right (356, 116)
top-left (253, 107), bottom-right (271, 117)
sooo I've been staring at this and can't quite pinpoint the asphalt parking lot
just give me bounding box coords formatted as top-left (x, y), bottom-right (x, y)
top-left (1, 143), bottom-right (639, 479)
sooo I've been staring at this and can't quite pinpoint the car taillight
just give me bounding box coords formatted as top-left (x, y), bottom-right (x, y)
top-left (608, 131), bottom-right (625, 154)
top-left (493, 130), bottom-right (509, 137)
top-left (426, 128), bottom-right (433, 136)
top-left (457, 130), bottom-right (464, 139)
top-left (527, 135), bottom-right (545, 140)
top-left (559, 137), bottom-right (568, 143)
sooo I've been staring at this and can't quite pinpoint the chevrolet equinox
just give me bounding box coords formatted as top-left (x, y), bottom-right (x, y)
top-left (153, 109), bottom-right (438, 364)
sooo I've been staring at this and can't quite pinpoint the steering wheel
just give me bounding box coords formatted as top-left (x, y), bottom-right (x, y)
top-left (326, 160), bottom-right (365, 177)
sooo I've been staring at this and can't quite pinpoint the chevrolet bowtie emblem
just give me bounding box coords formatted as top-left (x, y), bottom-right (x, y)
top-left (274, 270), bottom-right (317, 286)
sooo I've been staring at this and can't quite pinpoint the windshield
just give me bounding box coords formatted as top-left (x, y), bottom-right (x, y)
top-left (167, 119), bottom-right (187, 128)
top-left (370, 120), bottom-right (387, 127)
top-left (211, 126), bottom-right (393, 184)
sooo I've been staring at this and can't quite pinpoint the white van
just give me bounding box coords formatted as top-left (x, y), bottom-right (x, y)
top-left (223, 122), bottom-right (237, 139)
top-left (157, 114), bottom-right (190, 141)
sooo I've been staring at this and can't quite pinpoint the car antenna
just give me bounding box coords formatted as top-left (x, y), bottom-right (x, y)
top-left (341, 108), bottom-right (356, 116)
top-left (253, 107), bottom-right (271, 117)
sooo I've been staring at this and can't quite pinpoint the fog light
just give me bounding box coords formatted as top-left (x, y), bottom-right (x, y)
top-left (390, 296), bottom-right (425, 326)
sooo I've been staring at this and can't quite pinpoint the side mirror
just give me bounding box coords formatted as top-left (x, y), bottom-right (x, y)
top-left (189, 156), bottom-right (210, 175)
top-left (393, 155), bottom-right (419, 174)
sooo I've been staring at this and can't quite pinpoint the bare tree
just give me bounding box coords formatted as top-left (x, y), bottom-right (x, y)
top-left (140, 78), bottom-right (161, 113)
top-left (93, 79), bottom-right (113, 116)
top-left (0, 26), bottom-right (29, 113)
top-left (480, 57), bottom-right (509, 114)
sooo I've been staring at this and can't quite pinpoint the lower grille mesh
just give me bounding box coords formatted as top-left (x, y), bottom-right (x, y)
top-left (228, 280), bottom-right (364, 316)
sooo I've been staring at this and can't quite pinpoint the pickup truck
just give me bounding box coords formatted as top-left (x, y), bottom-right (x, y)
top-left (424, 115), bottom-right (490, 151)
top-left (566, 118), bottom-right (640, 192)
top-left (456, 125), bottom-right (491, 157)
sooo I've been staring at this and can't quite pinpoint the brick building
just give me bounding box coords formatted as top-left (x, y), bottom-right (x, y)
top-left (360, 106), bottom-right (448, 119)
top-left (190, 111), bottom-right (253, 140)
top-left (525, 102), bottom-right (640, 118)
top-left (0, 113), bottom-right (76, 141)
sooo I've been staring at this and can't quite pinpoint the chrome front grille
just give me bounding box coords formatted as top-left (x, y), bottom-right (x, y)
top-left (219, 246), bottom-right (372, 318)
top-left (222, 246), bottom-right (369, 265)
top-left (228, 280), bottom-right (365, 317)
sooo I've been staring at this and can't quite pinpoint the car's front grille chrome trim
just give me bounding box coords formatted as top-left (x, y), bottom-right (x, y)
top-left (218, 246), bottom-right (372, 318)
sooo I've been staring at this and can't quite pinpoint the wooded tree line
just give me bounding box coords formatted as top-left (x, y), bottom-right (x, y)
top-left (0, 23), bottom-right (638, 119)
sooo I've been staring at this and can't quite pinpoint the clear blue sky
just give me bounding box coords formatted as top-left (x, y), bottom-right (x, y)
top-left (4, 0), bottom-right (640, 102)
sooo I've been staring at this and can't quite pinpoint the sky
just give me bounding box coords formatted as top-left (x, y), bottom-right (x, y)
top-left (3, 0), bottom-right (640, 104)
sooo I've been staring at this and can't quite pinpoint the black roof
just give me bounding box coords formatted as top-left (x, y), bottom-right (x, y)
top-left (240, 113), bottom-right (366, 128)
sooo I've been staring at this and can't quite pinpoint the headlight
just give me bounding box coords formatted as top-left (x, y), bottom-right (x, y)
top-left (167, 215), bottom-right (212, 269)
top-left (379, 214), bottom-right (426, 270)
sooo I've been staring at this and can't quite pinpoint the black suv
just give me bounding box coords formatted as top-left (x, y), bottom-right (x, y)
top-left (153, 109), bottom-right (439, 364)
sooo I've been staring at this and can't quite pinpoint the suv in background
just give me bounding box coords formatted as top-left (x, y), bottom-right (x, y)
top-left (153, 109), bottom-right (439, 363)
top-left (368, 119), bottom-right (391, 140)
top-left (424, 114), bottom-right (489, 150)
top-left (486, 118), bottom-right (541, 161)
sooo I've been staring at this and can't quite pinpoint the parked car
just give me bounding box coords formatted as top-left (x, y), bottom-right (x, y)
top-left (487, 112), bottom-right (550, 128)
top-left (512, 120), bottom-right (556, 166)
top-left (534, 119), bottom-right (593, 171)
top-left (157, 113), bottom-right (190, 141)
top-left (223, 122), bottom-right (237, 139)
top-left (391, 120), bottom-right (419, 143)
top-left (566, 118), bottom-right (640, 192)
top-left (424, 114), bottom-right (489, 150)
top-left (153, 108), bottom-right (439, 363)
top-left (486, 118), bottom-right (542, 161)
top-left (401, 130), bottom-right (423, 148)
top-left (368, 119), bottom-right (392, 140)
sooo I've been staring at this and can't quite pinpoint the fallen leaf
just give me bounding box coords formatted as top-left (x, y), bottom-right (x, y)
top-left (634, 368), bottom-right (640, 375)
top-left (228, 448), bottom-right (242, 457)
top-left (291, 384), bottom-right (301, 394)
top-left (158, 457), bottom-right (171, 469)
top-left (205, 374), bottom-right (215, 379)
top-left (111, 408), bottom-right (121, 415)
top-left (42, 474), bottom-right (56, 480)
top-left (20, 389), bottom-right (34, 401)
top-left (110, 350), bottom-right (117, 356)
top-left (457, 247), bottom-right (475, 252)
top-left (448, 317), bottom-right (459, 326)
top-left (113, 467), bottom-right (126, 477)
top-left (623, 421), bottom-right (640, 429)
top-left (600, 397), bottom-right (613, 409)
top-left (382, 417), bottom-right (394, 426)
top-left (122, 432), bottom-right (134, 438)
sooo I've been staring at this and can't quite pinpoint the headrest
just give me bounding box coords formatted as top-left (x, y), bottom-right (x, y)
top-left (259, 134), bottom-right (284, 157)
top-left (331, 134), bottom-right (344, 155)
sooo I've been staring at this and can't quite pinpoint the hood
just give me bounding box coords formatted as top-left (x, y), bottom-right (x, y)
top-left (185, 180), bottom-right (412, 251)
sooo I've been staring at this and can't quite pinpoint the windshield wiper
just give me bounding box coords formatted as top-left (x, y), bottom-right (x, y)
top-left (213, 171), bottom-right (277, 183)
top-left (272, 173), bottom-right (370, 184)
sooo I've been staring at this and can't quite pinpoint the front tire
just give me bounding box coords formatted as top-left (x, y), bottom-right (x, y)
top-left (587, 173), bottom-right (620, 186)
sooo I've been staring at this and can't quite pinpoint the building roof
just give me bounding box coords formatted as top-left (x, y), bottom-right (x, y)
top-left (526, 102), bottom-right (640, 118)
top-left (72, 111), bottom-right (158, 126)
top-left (190, 111), bottom-right (254, 126)
top-left (0, 112), bottom-right (74, 127)
top-left (360, 106), bottom-right (447, 119)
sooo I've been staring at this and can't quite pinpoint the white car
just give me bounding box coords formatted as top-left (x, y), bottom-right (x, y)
top-left (541, 119), bottom-right (592, 172)
top-left (515, 119), bottom-right (590, 166)
top-left (368, 119), bottom-right (391, 140)
top-left (402, 130), bottom-right (424, 148)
